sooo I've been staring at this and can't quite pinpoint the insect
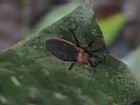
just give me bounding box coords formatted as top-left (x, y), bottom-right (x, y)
top-left (45, 29), bottom-right (105, 70)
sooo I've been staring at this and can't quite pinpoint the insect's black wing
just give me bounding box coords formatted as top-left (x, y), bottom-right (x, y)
top-left (46, 38), bottom-right (78, 62)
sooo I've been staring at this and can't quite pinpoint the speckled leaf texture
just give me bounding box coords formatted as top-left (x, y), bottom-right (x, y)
top-left (0, 1), bottom-right (140, 105)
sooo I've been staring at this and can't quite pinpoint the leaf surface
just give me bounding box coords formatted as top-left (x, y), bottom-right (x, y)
top-left (0, 1), bottom-right (140, 105)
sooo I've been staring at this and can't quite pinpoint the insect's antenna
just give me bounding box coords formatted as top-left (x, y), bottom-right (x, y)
top-left (69, 28), bottom-right (80, 47)
top-left (69, 62), bottom-right (76, 70)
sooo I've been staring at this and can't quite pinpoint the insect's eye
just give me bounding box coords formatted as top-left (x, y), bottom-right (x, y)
top-left (130, 101), bottom-right (140, 105)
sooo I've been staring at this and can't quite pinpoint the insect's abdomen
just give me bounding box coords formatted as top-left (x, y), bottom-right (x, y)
top-left (46, 39), bottom-right (78, 62)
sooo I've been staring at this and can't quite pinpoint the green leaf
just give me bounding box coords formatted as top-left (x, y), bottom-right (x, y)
top-left (0, 1), bottom-right (140, 105)
top-left (36, 2), bottom-right (79, 32)
top-left (128, 48), bottom-right (140, 80)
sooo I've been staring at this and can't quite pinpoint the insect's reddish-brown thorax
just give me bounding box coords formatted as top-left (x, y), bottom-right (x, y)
top-left (76, 47), bottom-right (90, 64)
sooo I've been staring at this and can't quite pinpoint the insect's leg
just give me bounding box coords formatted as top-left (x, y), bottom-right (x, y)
top-left (69, 62), bottom-right (76, 70)
top-left (69, 28), bottom-right (80, 47)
